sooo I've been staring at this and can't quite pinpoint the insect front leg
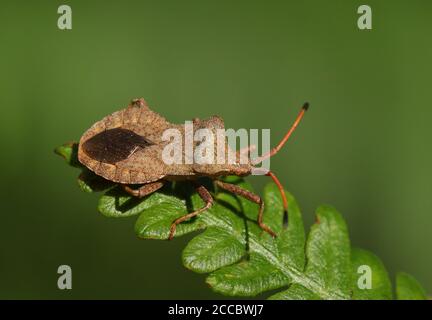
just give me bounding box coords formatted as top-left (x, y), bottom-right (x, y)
top-left (253, 168), bottom-right (290, 229)
top-left (123, 181), bottom-right (165, 198)
top-left (215, 180), bottom-right (276, 238)
top-left (168, 184), bottom-right (214, 240)
top-left (265, 171), bottom-right (289, 228)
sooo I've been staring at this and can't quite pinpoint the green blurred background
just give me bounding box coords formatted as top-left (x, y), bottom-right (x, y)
top-left (0, 0), bottom-right (431, 299)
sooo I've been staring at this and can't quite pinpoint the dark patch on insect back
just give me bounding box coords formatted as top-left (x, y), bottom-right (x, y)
top-left (82, 128), bottom-right (153, 164)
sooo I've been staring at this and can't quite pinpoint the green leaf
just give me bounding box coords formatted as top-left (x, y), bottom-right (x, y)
top-left (56, 142), bottom-right (428, 300)
top-left (351, 248), bottom-right (392, 300)
top-left (99, 185), bottom-right (185, 221)
top-left (269, 206), bottom-right (351, 300)
top-left (54, 142), bottom-right (81, 167)
top-left (134, 194), bottom-right (204, 239)
top-left (198, 181), bottom-right (308, 297)
top-left (305, 206), bottom-right (352, 297)
top-left (396, 272), bottom-right (427, 300)
top-left (182, 227), bottom-right (245, 273)
top-left (207, 253), bottom-right (287, 296)
top-left (265, 183), bottom-right (305, 269)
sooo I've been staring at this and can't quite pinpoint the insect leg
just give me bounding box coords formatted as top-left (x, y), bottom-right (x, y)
top-left (215, 180), bottom-right (276, 238)
top-left (168, 184), bottom-right (214, 240)
top-left (265, 171), bottom-right (289, 228)
top-left (123, 181), bottom-right (165, 198)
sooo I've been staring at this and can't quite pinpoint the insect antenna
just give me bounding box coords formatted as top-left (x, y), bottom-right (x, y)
top-left (251, 102), bottom-right (309, 230)
top-left (251, 102), bottom-right (309, 165)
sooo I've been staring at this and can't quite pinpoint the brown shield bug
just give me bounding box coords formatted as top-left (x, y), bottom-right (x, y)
top-left (78, 98), bottom-right (308, 239)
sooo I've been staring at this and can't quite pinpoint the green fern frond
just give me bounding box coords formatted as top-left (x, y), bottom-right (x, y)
top-left (55, 143), bottom-right (427, 300)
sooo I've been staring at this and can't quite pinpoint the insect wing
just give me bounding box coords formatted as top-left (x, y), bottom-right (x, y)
top-left (82, 128), bottom-right (153, 164)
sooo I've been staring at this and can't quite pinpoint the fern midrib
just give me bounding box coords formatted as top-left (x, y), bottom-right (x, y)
top-left (200, 209), bottom-right (350, 300)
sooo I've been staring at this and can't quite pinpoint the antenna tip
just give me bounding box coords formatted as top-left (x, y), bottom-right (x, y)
top-left (302, 102), bottom-right (310, 111)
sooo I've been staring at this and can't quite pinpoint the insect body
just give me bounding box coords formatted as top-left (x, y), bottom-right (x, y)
top-left (78, 98), bottom-right (308, 239)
